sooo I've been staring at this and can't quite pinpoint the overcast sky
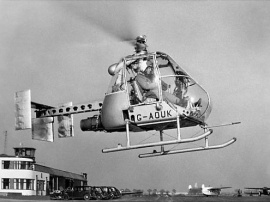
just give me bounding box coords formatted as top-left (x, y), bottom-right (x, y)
top-left (1, 0), bottom-right (270, 192)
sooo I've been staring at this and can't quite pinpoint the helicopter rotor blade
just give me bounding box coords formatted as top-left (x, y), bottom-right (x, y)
top-left (60, 2), bottom-right (140, 45)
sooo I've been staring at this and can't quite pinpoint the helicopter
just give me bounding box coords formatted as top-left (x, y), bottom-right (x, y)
top-left (14, 35), bottom-right (239, 158)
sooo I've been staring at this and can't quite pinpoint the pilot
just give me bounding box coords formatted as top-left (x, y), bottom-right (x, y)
top-left (129, 58), bottom-right (147, 74)
top-left (111, 35), bottom-right (148, 92)
top-left (125, 35), bottom-right (148, 73)
top-left (133, 58), bottom-right (159, 101)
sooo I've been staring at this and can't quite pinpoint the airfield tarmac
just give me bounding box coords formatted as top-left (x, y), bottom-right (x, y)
top-left (0, 195), bottom-right (270, 202)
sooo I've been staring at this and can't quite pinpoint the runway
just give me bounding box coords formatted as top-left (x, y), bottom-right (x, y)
top-left (0, 195), bottom-right (270, 202)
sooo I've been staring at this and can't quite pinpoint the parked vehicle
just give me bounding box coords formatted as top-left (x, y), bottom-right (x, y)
top-left (50, 189), bottom-right (69, 200)
top-left (107, 186), bottom-right (122, 199)
top-left (64, 186), bottom-right (97, 200)
top-left (91, 186), bottom-right (122, 200)
top-left (51, 185), bottom-right (122, 200)
top-left (93, 186), bottom-right (113, 200)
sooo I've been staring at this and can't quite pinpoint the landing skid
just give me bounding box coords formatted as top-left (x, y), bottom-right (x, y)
top-left (138, 138), bottom-right (236, 158)
top-left (102, 129), bottom-right (213, 153)
top-left (102, 117), bottom-right (237, 157)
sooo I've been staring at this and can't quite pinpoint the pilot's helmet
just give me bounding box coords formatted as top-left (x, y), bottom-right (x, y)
top-left (136, 35), bottom-right (147, 44)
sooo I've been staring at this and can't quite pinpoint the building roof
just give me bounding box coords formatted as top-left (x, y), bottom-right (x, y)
top-left (0, 154), bottom-right (15, 157)
top-left (1, 149), bottom-right (86, 182)
top-left (34, 164), bottom-right (86, 181)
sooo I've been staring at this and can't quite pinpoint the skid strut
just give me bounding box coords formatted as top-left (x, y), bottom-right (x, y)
top-left (139, 124), bottom-right (237, 158)
top-left (102, 117), bottom-right (213, 153)
top-left (102, 108), bottom-right (239, 156)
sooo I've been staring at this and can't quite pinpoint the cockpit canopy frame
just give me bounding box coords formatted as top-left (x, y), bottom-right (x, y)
top-left (107, 52), bottom-right (211, 122)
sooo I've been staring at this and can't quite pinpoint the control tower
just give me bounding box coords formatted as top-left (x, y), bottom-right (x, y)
top-left (13, 147), bottom-right (36, 162)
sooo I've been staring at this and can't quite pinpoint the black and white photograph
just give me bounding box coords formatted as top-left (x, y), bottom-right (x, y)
top-left (0, 1), bottom-right (269, 201)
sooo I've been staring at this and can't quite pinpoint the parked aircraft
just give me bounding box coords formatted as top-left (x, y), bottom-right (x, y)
top-left (120, 189), bottom-right (143, 196)
top-left (244, 187), bottom-right (270, 196)
top-left (188, 184), bottom-right (202, 195)
top-left (202, 184), bottom-right (231, 196)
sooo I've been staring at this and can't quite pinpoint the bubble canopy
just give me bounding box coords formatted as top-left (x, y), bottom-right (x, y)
top-left (107, 51), bottom-right (212, 123)
top-left (156, 52), bottom-right (212, 122)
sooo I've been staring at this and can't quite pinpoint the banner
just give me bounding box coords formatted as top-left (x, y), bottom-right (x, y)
top-left (15, 90), bottom-right (31, 130)
top-left (32, 117), bottom-right (54, 142)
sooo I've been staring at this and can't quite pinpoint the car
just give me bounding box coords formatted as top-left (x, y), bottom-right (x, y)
top-left (90, 186), bottom-right (122, 200)
top-left (62, 185), bottom-right (122, 200)
top-left (107, 186), bottom-right (122, 199)
top-left (92, 186), bottom-right (113, 200)
top-left (64, 186), bottom-right (98, 200)
top-left (50, 189), bottom-right (69, 200)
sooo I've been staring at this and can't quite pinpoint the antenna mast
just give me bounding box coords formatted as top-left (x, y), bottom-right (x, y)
top-left (3, 131), bottom-right (7, 154)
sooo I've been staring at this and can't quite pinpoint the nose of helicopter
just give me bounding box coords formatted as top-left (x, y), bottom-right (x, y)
top-left (203, 94), bottom-right (212, 121)
top-left (154, 52), bottom-right (213, 124)
top-left (187, 86), bottom-right (212, 123)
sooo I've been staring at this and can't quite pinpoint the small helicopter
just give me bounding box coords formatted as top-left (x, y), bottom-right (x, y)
top-left (15, 35), bottom-right (239, 158)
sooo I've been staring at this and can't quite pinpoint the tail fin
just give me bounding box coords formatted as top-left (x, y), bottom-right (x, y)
top-left (15, 90), bottom-right (31, 130)
top-left (188, 185), bottom-right (192, 190)
top-left (202, 184), bottom-right (205, 188)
